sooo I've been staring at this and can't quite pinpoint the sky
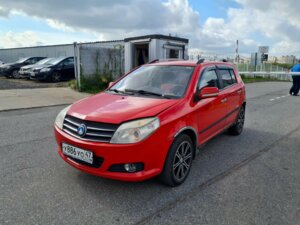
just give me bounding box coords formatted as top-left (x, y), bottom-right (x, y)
top-left (0, 0), bottom-right (299, 58)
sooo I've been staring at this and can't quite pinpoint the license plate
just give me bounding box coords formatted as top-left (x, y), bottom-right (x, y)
top-left (62, 143), bottom-right (93, 164)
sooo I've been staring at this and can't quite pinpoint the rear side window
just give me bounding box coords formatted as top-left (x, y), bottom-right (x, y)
top-left (62, 58), bottom-right (74, 66)
top-left (219, 69), bottom-right (235, 88)
top-left (199, 70), bottom-right (219, 90)
top-left (229, 69), bottom-right (237, 83)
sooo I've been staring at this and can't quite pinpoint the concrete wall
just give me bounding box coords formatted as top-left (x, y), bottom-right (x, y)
top-left (79, 45), bottom-right (124, 80)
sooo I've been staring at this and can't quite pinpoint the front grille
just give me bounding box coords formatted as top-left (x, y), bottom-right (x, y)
top-left (63, 115), bottom-right (119, 143)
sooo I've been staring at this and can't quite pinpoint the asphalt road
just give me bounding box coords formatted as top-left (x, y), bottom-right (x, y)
top-left (0, 82), bottom-right (299, 225)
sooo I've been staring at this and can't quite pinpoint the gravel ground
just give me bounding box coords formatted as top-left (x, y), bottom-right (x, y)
top-left (0, 76), bottom-right (69, 90)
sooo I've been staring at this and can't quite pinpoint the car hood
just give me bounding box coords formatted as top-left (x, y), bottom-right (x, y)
top-left (0, 62), bottom-right (16, 67)
top-left (32, 65), bottom-right (50, 70)
top-left (68, 92), bottom-right (178, 124)
top-left (21, 65), bottom-right (34, 69)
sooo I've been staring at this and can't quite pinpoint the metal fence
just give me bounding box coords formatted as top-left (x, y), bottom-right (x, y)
top-left (238, 72), bottom-right (300, 81)
top-left (235, 63), bottom-right (289, 73)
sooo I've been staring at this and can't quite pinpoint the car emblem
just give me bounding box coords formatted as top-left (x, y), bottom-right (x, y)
top-left (77, 124), bottom-right (87, 137)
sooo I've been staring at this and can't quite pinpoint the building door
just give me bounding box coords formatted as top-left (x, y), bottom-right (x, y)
top-left (133, 43), bottom-right (149, 68)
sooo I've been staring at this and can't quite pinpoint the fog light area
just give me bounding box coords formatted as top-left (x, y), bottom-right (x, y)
top-left (108, 163), bottom-right (144, 173)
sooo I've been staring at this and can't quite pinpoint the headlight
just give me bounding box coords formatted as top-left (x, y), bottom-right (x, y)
top-left (55, 105), bottom-right (72, 130)
top-left (110, 117), bottom-right (160, 144)
top-left (41, 68), bottom-right (51, 72)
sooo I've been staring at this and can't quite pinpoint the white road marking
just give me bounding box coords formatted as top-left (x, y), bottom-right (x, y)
top-left (269, 95), bottom-right (290, 101)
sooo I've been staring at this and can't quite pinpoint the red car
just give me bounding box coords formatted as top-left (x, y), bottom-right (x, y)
top-left (54, 60), bottom-right (246, 186)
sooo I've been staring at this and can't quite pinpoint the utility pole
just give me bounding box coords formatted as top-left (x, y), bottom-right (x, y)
top-left (236, 40), bottom-right (239, 63)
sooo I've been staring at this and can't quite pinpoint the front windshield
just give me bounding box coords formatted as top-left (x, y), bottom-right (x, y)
top-left (16, 57), bottom-right (30, 63)
top-left (36, 58), bottom-right (53, 65)
top-left (110, 65), bottom-right (194, 98)
top-left (46, 57), bottom-right (64, 65)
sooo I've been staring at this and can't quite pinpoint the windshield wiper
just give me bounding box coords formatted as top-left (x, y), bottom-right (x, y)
top-left (109, 89), bottom-right (134, 95)
top-left (125, 89), bottom-right (174, 99)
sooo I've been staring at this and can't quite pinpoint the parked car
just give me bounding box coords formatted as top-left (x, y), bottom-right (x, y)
top-left (54, 60), bottom-right (246, 186)
top-left (1, 57), bottom-right (46, 78)
top-left (30, 56), bottom-right (74, 82)
top-left (19, 58), bottom-right (54, 79)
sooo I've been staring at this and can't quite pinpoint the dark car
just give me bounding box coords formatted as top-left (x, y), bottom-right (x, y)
top-left (0, 57), bottom-right (46, 78)
top-left (19, 58), bottom-right (54, 79)
top-left (30, 57), bottom-right (75, 82)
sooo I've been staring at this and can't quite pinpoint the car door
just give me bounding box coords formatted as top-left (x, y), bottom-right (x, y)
top-left (193, 66), bottom-right (228, 144)
top-left (61, 58), bottom-right (74, 79)
top-left (217, 67), bottom-right (242, 127)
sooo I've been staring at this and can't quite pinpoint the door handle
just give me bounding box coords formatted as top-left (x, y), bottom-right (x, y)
top-left (237, 90), bottom-right (242, 94)
top-left (221, 98), bottom-right (227, 103)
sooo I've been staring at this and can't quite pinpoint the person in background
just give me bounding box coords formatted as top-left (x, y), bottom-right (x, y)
top-left (290, 60), bottom-right (300, 96)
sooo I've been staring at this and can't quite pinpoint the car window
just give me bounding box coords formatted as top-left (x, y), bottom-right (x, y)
top-left (47, 57), bottom-right (65, 65)
top-left (25, 58), bottom-right (37, 64)
top-left (229, 69), bottom-right (237, 83)
top-left (62, 58), bottom-right (74, 66)
top-left (198, 69), bottom-right (219, 90)
top-left (219, 69), bottom-right (234, 88)
top-left (111, 65), bottom-right (194, 98)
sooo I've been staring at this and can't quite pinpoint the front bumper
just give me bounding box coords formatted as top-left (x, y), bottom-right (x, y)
top-left (54, 125), bottom-right (172, 182)
top-left (19, 71), bottom-right (31, 78)
top-left (30, 71), bottom-right (51, 80)
top-left (0, 68), bottom-right (13, 76)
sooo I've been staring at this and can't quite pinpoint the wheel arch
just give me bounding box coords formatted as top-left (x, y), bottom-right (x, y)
top-left (242, 101), bottom-right (246, 108)
top-left (174, 126), bottom-right (198, 159)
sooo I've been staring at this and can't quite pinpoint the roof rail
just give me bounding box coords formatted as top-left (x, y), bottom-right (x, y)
top-left (148, 59), bottom-right (159, 64)
top-left (148, 58), bottom-right (185, 64)
top-left (196, 58), bottom-right (205, 64)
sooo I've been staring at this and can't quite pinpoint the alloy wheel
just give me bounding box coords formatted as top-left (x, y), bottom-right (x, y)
top-left (12, 70), bottom-right (20, 79)
top-left (52, 72), bottom-right (61, 82)
top-left (172, 141), bottom-right (193, 182)
top-left (236, 107), bottom-right (245, 132)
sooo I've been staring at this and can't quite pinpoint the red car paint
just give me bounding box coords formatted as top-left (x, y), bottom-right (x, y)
top-left (54, 60), bottom-right (246, 182)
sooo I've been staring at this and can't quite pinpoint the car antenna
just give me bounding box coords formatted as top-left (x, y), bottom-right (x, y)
top-left (196, 58), bottom-right (205, 64)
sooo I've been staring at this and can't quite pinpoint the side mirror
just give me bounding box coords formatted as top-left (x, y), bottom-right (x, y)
top-left (199, 87), bottom-right (219, 99)
top-left (108, 82), bottom-right (115, 88)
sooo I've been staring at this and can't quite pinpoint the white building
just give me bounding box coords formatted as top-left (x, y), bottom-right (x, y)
top-left (124, 34), bottom-right (189, 73)
top-left (277, 55), bottom-right (296, 64)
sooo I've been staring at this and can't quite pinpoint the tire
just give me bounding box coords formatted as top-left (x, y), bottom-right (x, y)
top-left (228, 106), bottom-right (245, 136)
top-left (12, 70), bottom-right (20, 79)
top-left (51, 72), bottom-right (61, 82)
top-left (159, 134), bottom-right (194, 187)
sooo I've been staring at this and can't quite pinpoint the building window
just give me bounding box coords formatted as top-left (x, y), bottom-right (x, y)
top-left (167, 49), bottom-right (180, 59)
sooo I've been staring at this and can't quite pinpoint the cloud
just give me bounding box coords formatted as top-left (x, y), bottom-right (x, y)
top-left (0, 0), bottom-right (299, 56)
top-left (0, 31), bottom-right (98, 49)
top-left (0, 31), bottom-right (44, 48)
top-left (0, 6), bottom-right (9, 17)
